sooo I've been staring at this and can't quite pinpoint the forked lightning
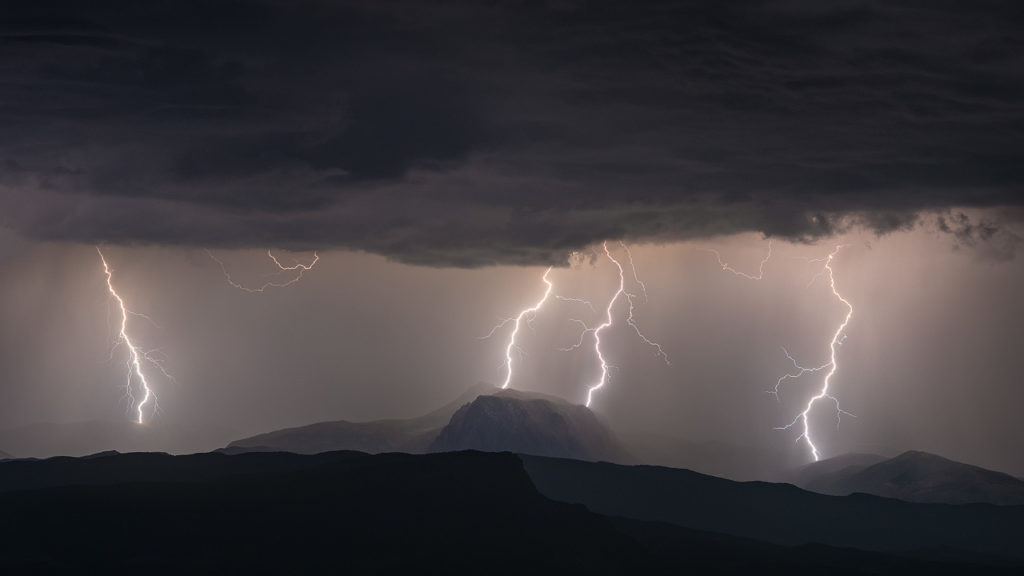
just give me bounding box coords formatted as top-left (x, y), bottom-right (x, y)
top-left (774, 245), bottom-right (855, 461)
top-left (97, 247), bottom-right (167, 424)
top-left (207, 249), bottom-right (320, 292)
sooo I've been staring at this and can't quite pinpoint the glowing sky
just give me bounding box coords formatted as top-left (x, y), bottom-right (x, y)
top-left (1, 1), bottom-right (1022, 475)
top-left (0, 223), bottom-right (1021, 475)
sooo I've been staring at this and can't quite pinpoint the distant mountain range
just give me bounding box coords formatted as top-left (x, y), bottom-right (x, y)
top-left (0, 449), bottom-right (1020, 572)
top-left (227, 385), bottom-right (1024, 508)
top-left (0, 449), bottom-right (11, 460)
top-left (228, 384), bottom-right (629, 463)
top-left (9, 385), bottom-right (1023, 511)
top-left (799, 450), bottom-right (1024, 505)
top-left (225, 382), bottom-right (496, 455)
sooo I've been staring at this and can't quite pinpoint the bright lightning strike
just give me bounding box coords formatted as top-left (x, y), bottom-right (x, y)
top-left (774, 245), bottom-right (855, 461)
top-left (206, 249), bottom-right (320, 292)
top-left (97, 247), bottom-right (166, 424)
top-left (480, 267), bottom-right (554, 390)
top-left (581, 242), bottom-right (669, 407)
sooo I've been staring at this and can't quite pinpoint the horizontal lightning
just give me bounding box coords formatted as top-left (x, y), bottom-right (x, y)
top-left (207, 249), bottom-right (320, 292)
top-left (704, 239), bottom-right (773, 280)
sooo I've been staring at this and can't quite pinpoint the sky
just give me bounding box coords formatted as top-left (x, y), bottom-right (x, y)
top-left (1, 1), bottom-right (1023, 474)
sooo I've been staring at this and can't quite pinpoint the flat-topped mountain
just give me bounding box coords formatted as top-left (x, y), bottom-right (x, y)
top-left (228, 385), bottom-right (627, 463)
top-left (430, 389), bottom-right (627, 462)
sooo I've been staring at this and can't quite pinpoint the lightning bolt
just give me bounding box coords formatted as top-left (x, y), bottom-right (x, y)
top-left (481, 243), bottom-right (666, 404)
top-left (704, 239), bottom-right (773, 280)
top-left (581, 242), bottom-right (669, 407)
top-left (97, 247), bottom-right (166, 424)
top-left (774, 245), bottom-right (855, 461)
top-left (480, 267), bottom-right (555, 390)
top-left (206, 249), bottom-right (320, 292)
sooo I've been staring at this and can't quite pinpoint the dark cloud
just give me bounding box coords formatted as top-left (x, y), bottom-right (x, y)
top-left (1, 0), bottom-right (1022, 265)
top-left (937, 210), bottom-right (1021, 261)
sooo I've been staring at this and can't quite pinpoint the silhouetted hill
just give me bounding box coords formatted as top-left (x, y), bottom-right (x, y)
top-left (0, 449), bottom-right (363, 493)
top-left (1, 450), bottom-right (1018, 573)
top-left (0, 419), bottom-right (236, 458)
top-left (227, 382), bottom-right (496, 454)
top-left (800, 451), bottom-right (1024, 505)
top-left (430, 389), bottom-right (627, 461)
top-left (619, 430), bottom-right (807, 481)
top-left (522, 455), bottom-right (1024, 559)
top-left (797, 453), bottom-right (888, 485)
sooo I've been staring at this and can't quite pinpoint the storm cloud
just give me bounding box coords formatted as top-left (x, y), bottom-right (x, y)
top-left (2, 0), bottom-right (1022, 265)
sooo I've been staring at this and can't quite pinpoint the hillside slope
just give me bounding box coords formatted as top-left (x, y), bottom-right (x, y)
top-left (801, 451), bottom-right (1024, 505)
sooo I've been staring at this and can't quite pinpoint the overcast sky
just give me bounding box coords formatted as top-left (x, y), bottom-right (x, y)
top-left (1, 1), bottom-right (1022, 474)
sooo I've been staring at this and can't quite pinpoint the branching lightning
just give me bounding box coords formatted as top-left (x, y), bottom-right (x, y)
top-left (480, 242), bottom-right (666, 406)
top-left (704, 239), bottom-right (773, 280)
top-left (97, 247), bottom-right (170, 424)
top-left (206, 249), bottom-right (320, 292)
top-left (769, 347), bottom-right (830, 401)
top-left (578, 242), bottom-right (669, 407)
top-left (773, 245), bottom-right (855, 461)
top-left (480, 267), bottom-right (555, 389)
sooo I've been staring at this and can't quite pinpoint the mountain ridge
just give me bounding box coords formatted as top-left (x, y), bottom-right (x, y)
top-left (0, 449), bottom-right (1020, 572)
top-left (800, 450), bottom-right (1024, 505)
top-left (226, 382), bottom-right (497, 455)
top-left (430, 389), bottom-right (627, 461)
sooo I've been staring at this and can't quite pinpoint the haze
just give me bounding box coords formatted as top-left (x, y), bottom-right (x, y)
top-left (0, 222), bottom-right (1020, 476)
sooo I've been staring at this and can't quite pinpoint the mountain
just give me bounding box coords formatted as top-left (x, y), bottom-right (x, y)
top-left (0, 419), bottom-right (237, 458)
top-left (1, 449), bottom-right (1019, 573)
top-left (797, 452), bottom-right (888, 486)
top-left (430, 389), bottom-right (627, 462)
top-left (522, 454), bottom-right (1024, 560)
top-left (799, 450), bottom-right (1024, 505)
top-left (619, 431), bottom-right (807, 482)
top-left (226, 382), bottom-right (496, 454)
top-left (0, 449), bottom-right (11, 460)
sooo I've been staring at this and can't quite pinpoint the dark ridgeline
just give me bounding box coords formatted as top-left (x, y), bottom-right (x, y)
top-left (1, 450), bottom-right (1022, 573)
top-left (521, 455), bottom-right (1024, 559)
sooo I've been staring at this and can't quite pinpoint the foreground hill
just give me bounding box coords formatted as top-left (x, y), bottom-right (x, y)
top-left (799, 451), bottom-right (1024, 505)
top-left (522, 455), bottom-right (1024, 560)
top-left (430, 389), bottom-right (627, 461)
top-left (226, 382), bottom-right (495, 454)
top-left (1, 450), bottom-right (1019, 573)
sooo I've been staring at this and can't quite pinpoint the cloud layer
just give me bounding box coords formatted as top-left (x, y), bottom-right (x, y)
top-left (2, 0), bottom-right (1022, 265)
